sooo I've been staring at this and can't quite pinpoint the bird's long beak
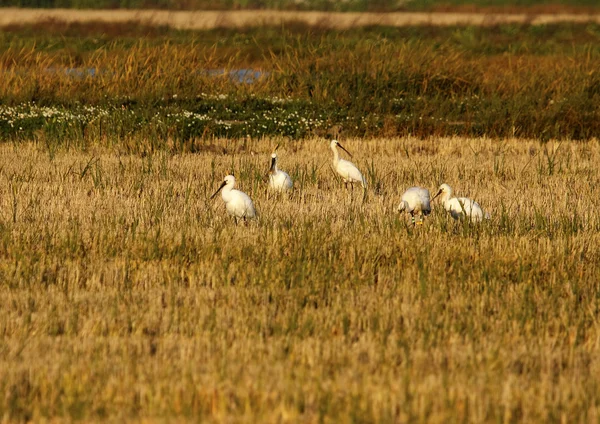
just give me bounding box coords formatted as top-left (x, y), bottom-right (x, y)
top-left (266, 157), bottom-right (276, 176)
top-left (337, 142), bottom-right (353, 158)
top-left (431, 189), bottom-right (442, 201)
top-left (210, 181), bottom-right (227, 199)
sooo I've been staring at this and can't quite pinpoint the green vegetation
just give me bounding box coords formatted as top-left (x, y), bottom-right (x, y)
top-left (2, 21), bottom-right (600, 149)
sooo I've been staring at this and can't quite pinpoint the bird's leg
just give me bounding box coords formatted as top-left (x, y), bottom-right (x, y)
top-left (234, 217), bottom-right (238, 226)
top-left (410, 212), bottom-right (415, 226)
top-left (344, 181), bottom-right (348, 190)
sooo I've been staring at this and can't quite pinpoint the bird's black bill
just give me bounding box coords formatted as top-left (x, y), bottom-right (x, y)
top-left (431, 190), bottom-right (442, 201)
top-left (265, 157), bottom-right (276, 178)
top-left (210, 181), bottom-right (227, 199)
top-left (337, 143), bottom-right (353, 158)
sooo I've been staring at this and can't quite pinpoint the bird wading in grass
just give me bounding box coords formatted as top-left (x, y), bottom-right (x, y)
top-left (329, 139), bottom-right (366, 191)
top-left (397, 187), bottom-right (432, 225)
top-left (432, 183), bottom-right (490, 222)
top-left (211, 175), bottom-right (256, 224)
top-left (267, 144), bottom-right (293, 192)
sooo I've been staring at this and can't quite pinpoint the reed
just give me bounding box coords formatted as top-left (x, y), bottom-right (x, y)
top-left (2, 21), bottom-right (600, 143)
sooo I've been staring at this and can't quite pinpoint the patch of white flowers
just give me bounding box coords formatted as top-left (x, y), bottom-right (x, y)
top-left (165, 99), bottom-right (327, 136)
top-left (0, 103), bottom-right (110, 129)
top-left (0, 96), bottom-right (333, 138)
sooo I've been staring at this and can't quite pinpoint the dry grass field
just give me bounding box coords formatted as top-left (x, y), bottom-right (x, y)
top-left (2, 8), bottom-right (600, 30)
top-left (1, 136), bottom-right (600, 421)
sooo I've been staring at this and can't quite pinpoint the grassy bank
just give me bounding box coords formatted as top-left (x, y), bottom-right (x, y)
top-left (1, 21), bottom-right (600, 147)
top-left (1, 137), bottom-right (600, 421)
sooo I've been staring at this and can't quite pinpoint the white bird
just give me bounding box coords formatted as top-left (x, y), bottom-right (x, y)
top-left (330, 139), bottom-right (366, 190)
top-left (397, 187), bottom-right (431, 225)
top-left (210, 175), bottom-right (256, 223)
top-left (267, 145), bottom-right (293, 192)
top-left (432, 183), bottom-right (490, 222)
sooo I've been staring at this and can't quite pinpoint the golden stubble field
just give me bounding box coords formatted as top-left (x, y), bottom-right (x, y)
top-left (1, 8), bottom-right (600, 30)
top-left (1, 136), bottom-right (600, 421)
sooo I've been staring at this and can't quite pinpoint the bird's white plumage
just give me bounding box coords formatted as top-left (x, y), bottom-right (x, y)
top-left (268, 152), bottom-right (293, 192)
top-left (330, 140), bottom-right (366, 189)
top-left (433, 183), bottom-right (489, 222)
top-left (397, 187), bottom-right (431, 223)
top-left (212, 175), bottom-right (256, 220)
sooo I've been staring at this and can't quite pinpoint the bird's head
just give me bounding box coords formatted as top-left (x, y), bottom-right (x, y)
top-left (267, 154), bottom-right (278, 177)
top-left (272, 143), bottom-right (280, 158)
top-left (267, 144), bottom-right (279, 175)
top-left (211, 175), bottom-right (235, 199)
top-left (432, 183), bottom-right (452, 201)
top-left (330, 139), bottom-right (353, 158)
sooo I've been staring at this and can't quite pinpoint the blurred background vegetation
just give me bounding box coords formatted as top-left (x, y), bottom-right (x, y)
top-left (3, 0), bottom-right (600, 11)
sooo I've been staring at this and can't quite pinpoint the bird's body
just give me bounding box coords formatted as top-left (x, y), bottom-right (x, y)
top-left (397, 187), bottom-right (431, 225)
top-left (268, 152), bottom-right (293, 192)
top-left (211, 175), bottom-right (256, 222)
top-left (433, 183), bottom-right (489, 222)
top-left (330, 140), bottom-right (366, 189)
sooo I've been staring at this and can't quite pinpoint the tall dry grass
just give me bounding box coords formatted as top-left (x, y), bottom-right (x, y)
top-left (1, 136), bottom-right (600, 421)
top-left (2, 7), bottom-right (600, 30)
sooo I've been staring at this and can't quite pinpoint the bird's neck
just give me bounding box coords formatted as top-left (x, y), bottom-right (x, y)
top-left (331, 146), bottom-right (339, 164)
top-left (440, 192), bottom-right (452, 208)
top-left (221, 185), bottom-right (233, 201)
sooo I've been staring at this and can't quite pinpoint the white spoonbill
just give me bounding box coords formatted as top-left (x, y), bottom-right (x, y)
top-left (397, 187), bottom-right (431, 225)
top-left (330, 139), bottom-right (366, 190)
top-left (267, 145), bottom-right (293, 192)
top-left (432, 183), bottom-right (490, 222)
top-left (211, 175), bottom-right (256, 223)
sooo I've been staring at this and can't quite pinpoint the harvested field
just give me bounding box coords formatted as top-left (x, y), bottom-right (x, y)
top-left (1, 7), bottom-right (600, 29)
top-left (1, 136), bottom-right (600, 421)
